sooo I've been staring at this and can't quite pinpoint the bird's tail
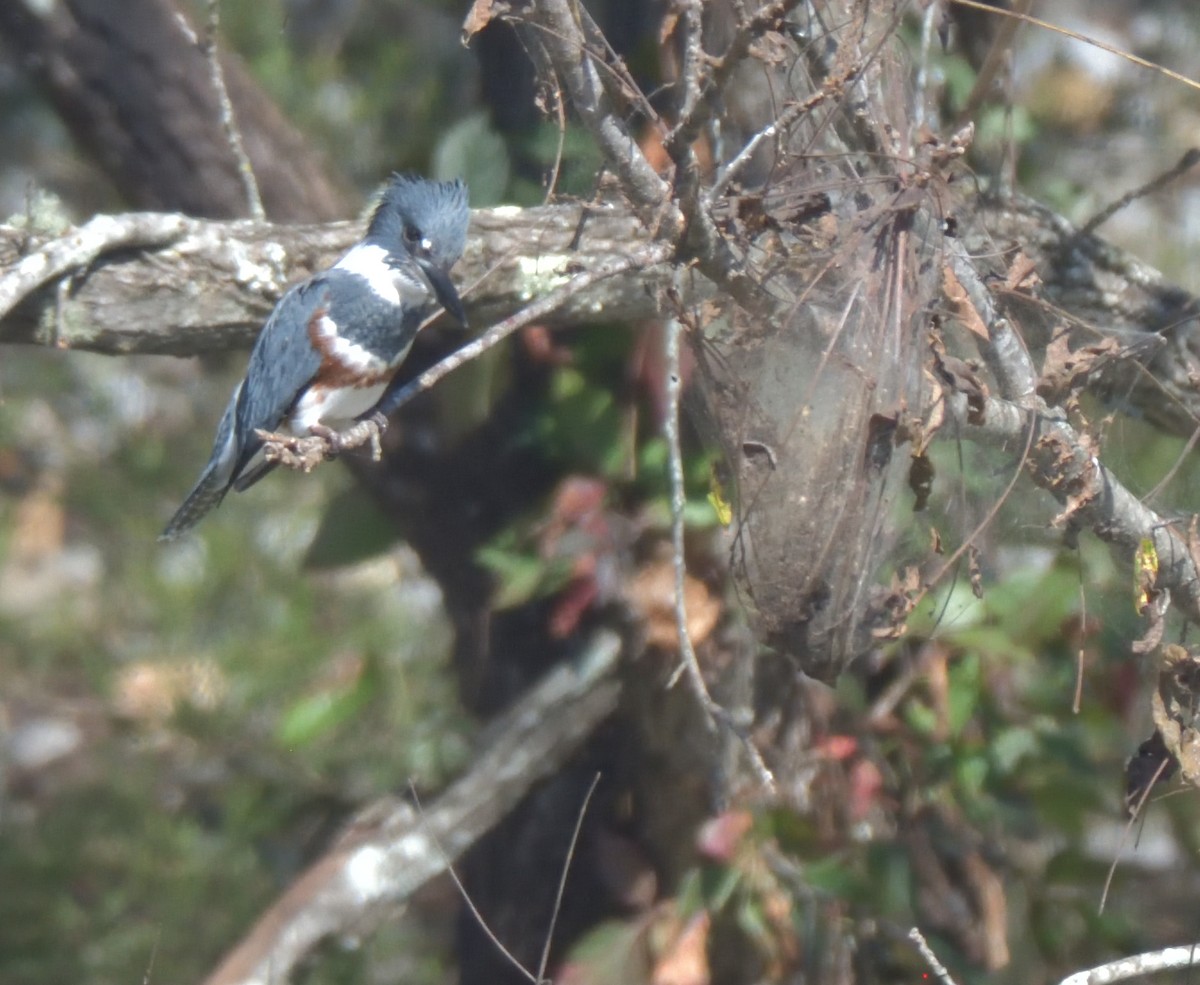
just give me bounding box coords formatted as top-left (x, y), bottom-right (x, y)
top-left (159, 463), bottom-right (231, 541)
top-left (160, 382), bottom-right (242, 542)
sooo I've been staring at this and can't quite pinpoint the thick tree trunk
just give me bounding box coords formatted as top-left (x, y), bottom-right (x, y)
top-left (0, 0), bottom-right (350, 220)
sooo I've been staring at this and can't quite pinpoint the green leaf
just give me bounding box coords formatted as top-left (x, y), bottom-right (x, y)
top-left (563, 918), bottom-right (651, 985)
top-left (947, 652), bottom-right (982, 735)
top-left (432, 111), bottom-right (511, 206)
top-left (302, 486), bottom-right (399, 569)
top-left (803, 855), bottom-right (860, 898)
top-left (955, 753), bottom-right (988, 798)
top-left (990, 726), bottom-right (1040, 775)
top-left (699, 862), bottom-right (742, 911)
top-left (276, 658), bottom-right (377, 747)
top-left (476, 545), bottom-right (547, 609)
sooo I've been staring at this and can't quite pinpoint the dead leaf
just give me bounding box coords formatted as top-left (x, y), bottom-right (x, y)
top-left (1003, 251), bottom-right (1040, 293)
top-left (461, 0), bottom-right (508, 42)
top-left (942, 264), bottom-right (989, 340)
top-left (848, 758), bottom-right (884, 822)
top-left (816, 734), bottom-right (858, 760)
top-left (909, 452), bottom-right (934, 511)
top-left (11, 484), bottom-right (65, 561)
top-left (1037, 333), bottom-right (1125, 403)
top-left (1150, 645), bottom-right (1200, 790)
top-left (550, 574), bottom-right (601, 639)
top-left (748, 30), bottom-right (788, 65)
top-left (626, 559), bottom-right (721, 651)
top-left (112, 658), bottom-right (227, 725)
top-left (696, 810), bottom-right (753, 862)
top-left (961, 850), bottom-right (1009, 970)
top-left (968, 544), bottom-right (984, 599)
top-left (652, 912), bottom-right (710, 985)
top-left (930, 333), bottom-right (987, 424)
top-left (925, 645), bottom-right (951, 740)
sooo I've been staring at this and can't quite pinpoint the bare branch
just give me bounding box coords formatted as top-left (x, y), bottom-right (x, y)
top-left (908, 928), bottom-right (961, 985)
top-left (664, 311), bottom-right (775, 790)
top-left (949, 391), bottom-right (1200, 625)
top-left (203, 0), bottom-right (265, 221)
top-left (201, 629), bottom-right (623, 985)
top-left (0, 204), bottom-right (681, 355)
top-left (1057, 943), bottom-right (1200, 985)
top-left (0, 212), bottom-right (193, 326)
top-left (526, 0), bottom-right (674, 223)
top-left (3, 194), bottom-right (1200, 445)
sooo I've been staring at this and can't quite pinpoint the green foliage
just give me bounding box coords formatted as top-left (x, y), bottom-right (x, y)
top-left (0, 349), bottom-right (468, 983)
top-left (433, 111), bottom-right (511, 207)
top-left (478, 324), bottom-right (721, 611)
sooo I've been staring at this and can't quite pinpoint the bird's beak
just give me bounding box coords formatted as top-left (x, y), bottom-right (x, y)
top-left (418, 257), bottom-right (468, 329)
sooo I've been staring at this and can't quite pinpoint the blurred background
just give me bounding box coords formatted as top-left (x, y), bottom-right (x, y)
top-left (5, 1), bottom-right (1200, 983)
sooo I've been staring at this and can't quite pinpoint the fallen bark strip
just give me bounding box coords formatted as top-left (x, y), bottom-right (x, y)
top-left (201, 628), bottom-right (623, 985)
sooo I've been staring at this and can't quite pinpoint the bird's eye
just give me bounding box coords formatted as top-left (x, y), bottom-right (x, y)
top-left (402, 223), bottom-right (421, 245)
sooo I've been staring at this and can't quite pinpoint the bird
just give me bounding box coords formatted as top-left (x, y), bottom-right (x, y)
top-left (160, 173), bottom-right (470, 541)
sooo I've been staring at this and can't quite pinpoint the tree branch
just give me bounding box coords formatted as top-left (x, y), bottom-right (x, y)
top-left (950, 390), bottom-right (1200, 625)
top-left (1058, 944), bottom-right (1200, 985)
top-left (524, 0), bottom-right (674, 224)
top-left (968, 191), bottom-right (1200, 438)
top-left (201, 629), bottom-right (624, 985)
top-left (3, 193), bottom-right (1200, 448)
top-left (0, 204), bottom-right (680, 355)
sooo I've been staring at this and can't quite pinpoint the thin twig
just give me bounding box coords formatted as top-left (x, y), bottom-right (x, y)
top-left (410, 783), bottom-right (539, 985)
top-left (204, 0), bottom-right (265, 221)
top-left (375, 244), bottom-right (672, 416)
top-left (1081, 148), bottom-right (1200, 237)
top-left (708, 58), bottom-right (858, 201)
top-left (668, 0), bottom-right (804, 155)
top-left (664, 312), bottom-right (774, 791)
top-left (672, 0), bottom-right (706, 133)
top-left (537, 773), bottom-right (602, 984)
top-left (664, 314), bottom-right (718, 714)
top-left (908, 928), bottom-right (960, 985)
top-left (950, 0), bottom-right (1200, 96)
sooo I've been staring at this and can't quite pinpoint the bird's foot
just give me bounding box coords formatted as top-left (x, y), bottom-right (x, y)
top-left (310, 413), bottom-right (388, 462)
top-left (255, 429), bottom-right (329, 472)
top-left (255, 415), bottom-right (389, 473)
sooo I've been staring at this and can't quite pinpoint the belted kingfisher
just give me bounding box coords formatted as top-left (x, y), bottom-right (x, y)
top-left (161, 174), bottom-right (469, 540)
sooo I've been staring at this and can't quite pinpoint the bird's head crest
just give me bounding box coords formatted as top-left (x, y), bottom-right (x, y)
top-left (368, 174), bottom-right (470, 271)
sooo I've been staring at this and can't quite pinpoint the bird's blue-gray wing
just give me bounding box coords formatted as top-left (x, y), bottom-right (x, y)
top-left (160, 277), bottom-right (329, 540)
top-left (231, 278), bottom-right (330, 477)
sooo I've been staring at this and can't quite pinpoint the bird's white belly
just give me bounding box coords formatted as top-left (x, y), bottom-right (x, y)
top-left (287, 382), bottom-right (387, 435)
